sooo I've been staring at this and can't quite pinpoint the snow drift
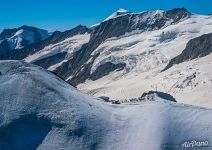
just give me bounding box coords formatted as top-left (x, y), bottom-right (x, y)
top-left (0, 60), bottom-right (212, 150)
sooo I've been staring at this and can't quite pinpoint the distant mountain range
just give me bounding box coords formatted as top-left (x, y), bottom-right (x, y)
top-left (0, 8), bottom-right (212, 107)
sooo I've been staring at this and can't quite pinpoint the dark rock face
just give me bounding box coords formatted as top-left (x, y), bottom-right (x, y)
top-left (90, 62), bottom-right (126, 80)
top-left (33, 52), bottom-right (67, 69)
top-left (0, 40), bottom-right (10, 55)
top-left (98, 96), bottom-right (110, 102)
top-left (163, 33), bottom-right (212, 71)
top-left (165, 8), bottom-right (189, 23)
top-left (55, 53), bottom-right (99, 86)
top-left (91, 8), bottom-right (189, 40)
top-left (89, 8), bottom-right (189, 43)
top-left (0, 29), bottom-right (17, 40)
top-left (140, 91), bottom-right (177, 102)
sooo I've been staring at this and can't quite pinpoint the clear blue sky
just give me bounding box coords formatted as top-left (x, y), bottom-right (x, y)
top-left (0, 0), bottom-right (211, 32)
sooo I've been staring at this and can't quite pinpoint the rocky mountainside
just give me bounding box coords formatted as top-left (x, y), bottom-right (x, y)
top-left (163, 33), bottom-right (212, 71)
top-left (0, 8), bottom-right (190, 84)
top-left (53, 8), bottom-right (191, 86)
top-left (1, 60), bottom-right (212, 150)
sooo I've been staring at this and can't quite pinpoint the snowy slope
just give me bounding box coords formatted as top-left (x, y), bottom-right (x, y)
top-left (78, 14), bottom-right (212, 107)
top-left (79, 53), bottom-right (212, 107)
top-left (24, 33), bottom-right (90, 70)
top-left (90, 14), bottom-right (212, 74)
top-left (0, 60), bottom-right (212, 150)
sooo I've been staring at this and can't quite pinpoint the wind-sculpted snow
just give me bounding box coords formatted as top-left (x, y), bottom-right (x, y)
top-left (0, 60), bottom-right (110, 149)
top-left (0, 60), bottom-right (212, 150)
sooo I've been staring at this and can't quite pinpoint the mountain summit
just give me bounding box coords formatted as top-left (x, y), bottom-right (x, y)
top-left (104, 8), bottom-right (130, 21)
top-left (0, 25), bottom-right (50, 54)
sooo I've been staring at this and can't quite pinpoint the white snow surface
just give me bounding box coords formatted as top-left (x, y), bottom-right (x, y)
top-left (1, 60), bottom-right (212, 150)
top-left (78, 14), bottom-right (212, 108)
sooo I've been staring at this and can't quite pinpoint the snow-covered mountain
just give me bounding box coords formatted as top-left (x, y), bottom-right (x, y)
top-left (0, 8), bottom-right (212, 107)
top-left (1, 60), bottom-right (212, 150)
top-left (0, 25), bottom-right (50, 54)
top-left (78, 9), bottom-right (212, 107)
top-left (27, 8), bottom-right (193, 84)
top-left (91, 8), bottom-right (131, 27)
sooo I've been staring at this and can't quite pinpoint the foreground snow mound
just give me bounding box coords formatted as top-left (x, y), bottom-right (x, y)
top-left (0, 60), bottom-right (110, 150)
top-left (0, 61), bottom-right (212, 150)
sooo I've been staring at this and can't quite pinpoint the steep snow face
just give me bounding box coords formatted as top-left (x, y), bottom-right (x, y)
top-left (91, 8), bottom-right (130, 27)
top-left (24, 33), bottom-right (90, 70)
top-left (1, 60), bottom-right (212, 149)
top-left (79, 14), bottom-right (212, 107)
top-left (7, 29), bottom-right (35, 49)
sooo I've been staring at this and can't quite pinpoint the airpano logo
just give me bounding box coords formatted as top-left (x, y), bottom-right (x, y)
top-left (181, 140), bottom-right (209, 149)
top-left (162, 140), bottom-right (209, 149)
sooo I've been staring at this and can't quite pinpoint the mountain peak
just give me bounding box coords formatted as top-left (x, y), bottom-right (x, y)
top-left (104, 8), bottom-right (130, 21)
top-left (167, 7), bottom-right (191, 15)
top-left (0, 25), bottom-right (50, 51)
top-left (117, 8), bottom-right (129, 13)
